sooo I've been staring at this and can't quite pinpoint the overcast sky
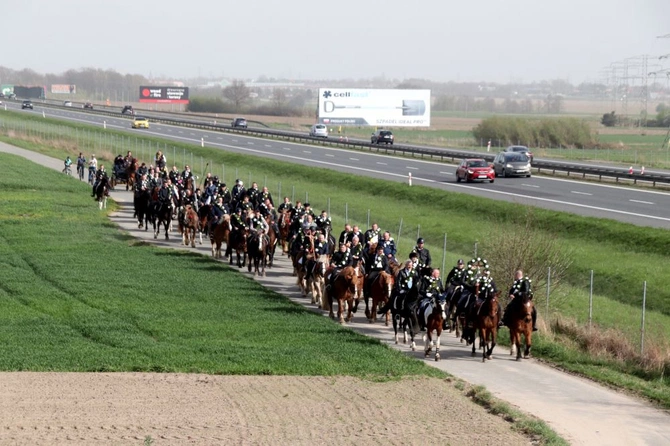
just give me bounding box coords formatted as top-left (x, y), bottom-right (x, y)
top-left (6, 0), bottom-right (669, 84)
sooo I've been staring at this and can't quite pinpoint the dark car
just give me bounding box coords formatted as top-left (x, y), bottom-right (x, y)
top-left (83, 102), bottom-right (94, 109)
top-left (21, 100), bottom-right (33, 110)
top-left (493, 152), bottom-right (532, 178)
top-left (505, 145), bottom-right (534, 163)
top-left (231, 117), bottom-right (248, 128)
top-left (121, 105), bottom-right (135, 115)
top-left (456, 158), bottom-right (495, 183)
top-left (371, 130), bottom-right (394, 145)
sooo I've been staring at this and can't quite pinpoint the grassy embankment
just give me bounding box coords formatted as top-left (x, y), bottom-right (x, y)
top-left (1, 110), bottom-right (669, 409)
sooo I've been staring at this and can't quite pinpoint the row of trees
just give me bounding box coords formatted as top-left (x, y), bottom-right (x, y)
top-left (473, 116), bottom-right (594, 149)
top-left (433, 94), bottom-right (564, 114)
top-left (601, 104), bottom-right (670, 128)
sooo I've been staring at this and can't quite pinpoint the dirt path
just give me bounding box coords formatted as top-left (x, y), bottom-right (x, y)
top-left (3, 142), bottom-right (670, 445)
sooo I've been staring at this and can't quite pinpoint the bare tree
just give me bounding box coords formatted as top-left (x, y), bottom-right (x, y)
top-left (222, 80), bottom-right (250, 110)
top-left (271, 87), bottom-right (288, 113)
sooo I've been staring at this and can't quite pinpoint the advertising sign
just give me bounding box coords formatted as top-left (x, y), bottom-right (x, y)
top-left (139, 86), bottom-right (189, 104)
top-left (51, 84), bottom-right (76, 94)
top-left (318, 88), bottom-right (431, 127)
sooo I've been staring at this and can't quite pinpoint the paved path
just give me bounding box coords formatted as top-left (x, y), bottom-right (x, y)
top-left (3, 142), bottom-right (670, 446)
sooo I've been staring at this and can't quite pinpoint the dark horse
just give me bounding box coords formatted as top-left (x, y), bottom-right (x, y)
top-left (94, 176), bottom-right (110, 210)
top-left (507, 291), bottom-right (534, 361)
top-left (150, 188), bottom-right (172, 240)
top-left (264, 216), bottom-right (278, 267)
top-left (226, 226), bottom-right (248, 268)
top-left (247, 230), bottom-right (268, 277)
top-left (134, 189), bottom-right (151, 230)
top-left (388, 284), bottom-right (421, 350)
top-left (418, 292), bottom-right (448, 361)
top-left (466, 288), bottom-right (501, 361)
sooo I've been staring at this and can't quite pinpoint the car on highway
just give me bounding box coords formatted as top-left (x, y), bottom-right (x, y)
top-left (83, 102), bottom-right (93, 109)
top-left (131, 116), bottom-right (149, 129)
top-left (371, 130), bottom-right (394, 145)
top-left (505, 145), bottom-right (534, 163)
top-left (63, 101), bottom-right (73, 107)
top-left (121, 105), bottom-right (135, 115)
top-left (309, 124), bottom-right (328, 138)
top-left (21, 100), bottom-right (33, 110)
top-left (231, 117), bottom-right (248, 128)
top-left (493, 151), bottom-right (532, 178)
top-left (455, 158), bottom-right (495, 183)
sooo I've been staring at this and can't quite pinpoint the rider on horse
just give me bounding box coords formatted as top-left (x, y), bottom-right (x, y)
top-left (326, 243), bottom-right (351, 289)
top-left (452, 259), bottom-right (479, 325)
top-left (380, 231), bottom-right (397, 263)
top-left (91, 165), bottom-right (108, 197)
top-left (364, 223), bottom-right (381, 251)
top-left (364, 244), bottom-right (390, 298)
top-left (257, 186), bottom-right (274, 208)
top-left (378, 260), bottom-right (420, 332)
top-left (501, 270), bottom-right (538, 331)
top-left (418, 268), bottom-right (445, 330)
top-left (315, 210), bottom-right (332, 235)
top-left (348, 235), bottom-right (365, 267)
top-left (411, 238), bottom-right (432, 278)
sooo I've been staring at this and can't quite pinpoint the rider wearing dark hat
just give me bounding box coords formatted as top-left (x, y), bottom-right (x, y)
top-left (364, 244), bottom-right (389, 299)
top-left (411, 238), bottom-right (431, 277)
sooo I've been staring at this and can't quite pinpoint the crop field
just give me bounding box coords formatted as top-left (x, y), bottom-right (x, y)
top-left (1, 110), bottom-right (669, 408)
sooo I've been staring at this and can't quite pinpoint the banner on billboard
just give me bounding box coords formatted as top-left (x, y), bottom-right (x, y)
top-left (51, 84), bottom-right (76, 94)
top-left (318, 88), bottom-right (431, 127)
top-left (139, 86), bottom-right (189, 104)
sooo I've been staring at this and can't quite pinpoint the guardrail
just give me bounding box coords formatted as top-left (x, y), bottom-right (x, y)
top-left (7, 98), bottom-right (670, 187)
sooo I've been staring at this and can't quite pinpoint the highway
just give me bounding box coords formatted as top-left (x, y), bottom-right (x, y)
top-left (6, 101), bottom-right (670, 229)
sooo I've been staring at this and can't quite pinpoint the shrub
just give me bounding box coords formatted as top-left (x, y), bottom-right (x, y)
top-left (473, 116), bottom-right (594, 149)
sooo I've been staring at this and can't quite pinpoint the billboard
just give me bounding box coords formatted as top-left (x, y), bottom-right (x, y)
top-left (14, 86), bottom-right (46, 99)
top-left (139, 86), bottom-right (189, 104)
top-left (51, 84), bottom-right (76, 94)
top-left (318, 88), bottom-right (431, 127)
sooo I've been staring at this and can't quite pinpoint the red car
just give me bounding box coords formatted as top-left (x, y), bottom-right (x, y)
top-left (456, 158), bottom-right (495, 183)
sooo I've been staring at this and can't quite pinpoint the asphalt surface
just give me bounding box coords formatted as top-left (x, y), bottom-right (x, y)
top-left (2, 142), bottom-right (670, 446)
top-left (4, 102), bottom-right (670, 229)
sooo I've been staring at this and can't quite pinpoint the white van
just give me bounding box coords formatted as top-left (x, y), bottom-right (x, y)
top-left (309, 124), bottom-right (328, 138)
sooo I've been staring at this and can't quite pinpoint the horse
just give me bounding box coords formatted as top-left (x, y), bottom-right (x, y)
top-left (247, 230), bottom-right (268, 277)
top-left (325, 264), bottom-right (360, 324)
top-left (366, 270), bottom-right (394, 326)
top-left (198, 204), bottom-right (212, 238)
top-left (468, 289), bottom-right (501, 361)
top-left (418, 293), bottom-right (448, 361)
top-left (178, 204), bottom-right (199, 248)
top-left (306, 254), bottom-right (328, 307)
top-left (125, 158), bottom-right (138, 191)
top-left (265, 216), bottom-right (278, 267)
top-left (388, 284), bottom-right (421, 350)
top-left (507, 291), bottom-right (534, 361)
top-left (94, 176), bottom-right (110, 210)
top-left (150, 188), bottom-right (172, 240)
top-left (133, 189), bottom-right (151, 230)
top-left (210, 214), bottom-right (231, 259)
top-left (278, 210), bottom-right (292, 254)
top-left (226, 226), bottom-right (248, 268)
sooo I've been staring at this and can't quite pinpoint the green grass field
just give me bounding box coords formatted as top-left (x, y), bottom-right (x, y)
top-left (1, 110), bottom-right (669, 408)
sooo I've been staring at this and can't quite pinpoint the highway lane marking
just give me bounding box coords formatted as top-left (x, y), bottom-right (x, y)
top-left (303, 151), bottom-right (312, 154)
top-left (248, 142), bottom-right (254, 145)
top-left (377, 162), bottom-right (388, 165)
top-left (282, 147), bottom-right (291, 151)
top-left (265, 144), bottom-right (272, 148)
top-left (217, 137), bottom-right (222, 140)
top-left (190, 132), bottom-right (196, 136)
top-left (407, 166), bottom-right (418, 170)
top-left (440, 171), bottom-right (451, 175)
top-left (232, 139), bottom-right (238, 142)
top-left (523, 184), bottom-right (539, 188)
top-left (571, 191), bottom-right (592, 196)
top-left (350, 157), bottom-right (359, 161)
top-left (630, 199), bottom-right (654, 205)
top-left (326, 154), bottom-right (334, 157)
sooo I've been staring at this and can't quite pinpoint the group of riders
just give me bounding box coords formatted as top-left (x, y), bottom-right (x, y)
top-left (80, 151), bottom-right (538, 335)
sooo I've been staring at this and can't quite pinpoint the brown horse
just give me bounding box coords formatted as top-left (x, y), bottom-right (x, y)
top-left (125, 158), bottom-right (138, 191)
top-left (366, 270), bottom-right (394, 326)
top-left (507, 292), bottom-right (534, 361)
top-left (210, 214), bottom-right (231, 259)
top-left (178, 205), bottom-right (199, 247)
top-left (325, 264), bottom-right (360, 324)
top-left (419, 294), bottom-right (447, 361)
top-left (264, 215), bottom-right (278, 267)
top-left (470, 290), bottom-right (501, 362)
top-left (278, 210), bottom-right (292, 254)
top-left (247, 230), bottom-right (268, 277)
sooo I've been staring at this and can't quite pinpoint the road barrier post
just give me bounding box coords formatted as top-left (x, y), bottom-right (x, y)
top-left (103, 121), bottom-right (106, 129)
top-left (641, 166), bottom-right (645, 175)
top-left (42, 111), bottom-right (45, 118)
top-left (201, 137), bottom-right (204, 147)
top-left (408, 172), bottom-right (412, 186)
top-left (641, 281), bottom-right (647, 355)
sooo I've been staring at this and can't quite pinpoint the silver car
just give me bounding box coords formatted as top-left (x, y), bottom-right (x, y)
top-left (309, 124), bottom-right (328, 138)
top-left (493, 152), bottom-right (532, 178)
